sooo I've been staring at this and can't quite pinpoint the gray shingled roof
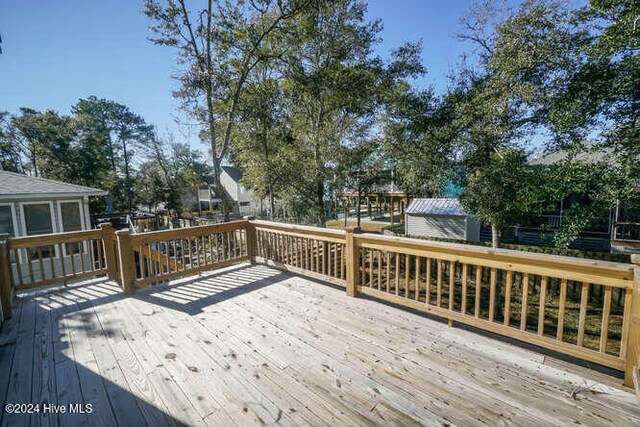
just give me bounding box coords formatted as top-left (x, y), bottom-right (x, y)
top-left (406, 198), bottom-right (467, 216)
top-left (0, 171), bottom-right (106, 199)
top-left (529, 142), bottom-right (617, 166)
top-left (222, 166), bottom-right (243, 183)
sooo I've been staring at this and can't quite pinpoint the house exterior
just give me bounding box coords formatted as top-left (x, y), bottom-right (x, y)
top-left (198, 166), bottom-right (261, 217)
top-left (0, 171), bottom-right (106, 286)
top-left (529, 143), bottom-right (639, 253)
top-left (405, 198), bottom-right (480, 241)
top-left (0, 171), bottom-right (106, 238)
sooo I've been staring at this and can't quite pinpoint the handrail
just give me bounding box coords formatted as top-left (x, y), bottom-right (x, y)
top-left (355, 233), bottom-right (634, 289)
top-left (7, 229), bottom-right (102, 249)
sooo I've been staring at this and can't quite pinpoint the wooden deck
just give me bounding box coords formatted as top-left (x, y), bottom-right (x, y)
top-left (1, 264), bottom-right (639, 426)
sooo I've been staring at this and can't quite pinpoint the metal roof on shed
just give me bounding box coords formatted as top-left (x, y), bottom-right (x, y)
top-left (405, 198), bottom-right (467, 216)
top-left (0, 171), bottom-right (106, 199)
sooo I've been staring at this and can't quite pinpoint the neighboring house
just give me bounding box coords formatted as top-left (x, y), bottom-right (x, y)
top-left (0, 171), bottom-right (106, 285)
top-left (0, 171), bottom-right (106, 237)
top-left (528, 143), bottom-right (639, 253)
top-left (405, 198), bottom-right (480, 242)
top-left (198, 166), bottom-right (261, 217)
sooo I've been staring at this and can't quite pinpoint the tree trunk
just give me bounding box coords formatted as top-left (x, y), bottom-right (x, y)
top-left (491, 223), bottom-right (500, 249)
top-left (316, 179), bottom-right (325, 227)
top-left (122, 138), bottom-right (132, 211)
top-left (356, 191), bottom-right (362, 228)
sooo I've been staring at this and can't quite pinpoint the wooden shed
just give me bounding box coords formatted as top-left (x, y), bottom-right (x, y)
top-left (405, 198), bottom-right (480, 242)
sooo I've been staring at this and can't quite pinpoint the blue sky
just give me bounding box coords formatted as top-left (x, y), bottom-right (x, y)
top-left (0, 0), bottom-right (477, 151)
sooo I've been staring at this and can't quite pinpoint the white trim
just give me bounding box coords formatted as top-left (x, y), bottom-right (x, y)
top-left (0, 202), bottom-right (19, 238)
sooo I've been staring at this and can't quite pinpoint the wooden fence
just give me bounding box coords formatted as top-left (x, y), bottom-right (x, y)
top-left (0, 220), bottom-right (638, 390)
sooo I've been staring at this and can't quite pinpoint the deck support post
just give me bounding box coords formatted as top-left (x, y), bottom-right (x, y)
top-left (624, 254), bottom-right (640, 388)
top-left (116, 230), bottom-right (136, 294)
top-left (244, 217), bottom-right (257, 264)
top-left (100, 223), bottom-right (119, 283)
top-left (0, 234), bottom-right (13, 320)
top-left (346, 227), bottom-right (361, 297)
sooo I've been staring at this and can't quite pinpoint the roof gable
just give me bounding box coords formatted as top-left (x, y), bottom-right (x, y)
top-left (221, 166), bottom-right (243, 182)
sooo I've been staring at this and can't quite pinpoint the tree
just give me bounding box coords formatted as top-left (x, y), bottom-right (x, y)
top-left (72, 97), bottom-right (154, 210)
top-left (335, 139), bottom-right (387, 227)
top-left (229, 63), bottom-right (290, 219)
top-left (460, 148), bottom-right (547, 248)
top-left (145, 0), bottom-right (302, 220)
top-left (278, 0), bottom-right (423, 225)
top-left (450, 0), bottom-right (579, 245)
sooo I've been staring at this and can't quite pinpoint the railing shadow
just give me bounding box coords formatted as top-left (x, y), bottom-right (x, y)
top-left (0, 290), bottom-right (193, 426)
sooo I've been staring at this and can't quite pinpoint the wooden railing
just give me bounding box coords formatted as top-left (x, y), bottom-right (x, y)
top-left (115, 220), bottom-right (251, 292)
top-left (253, 220), bottom-right (347, 287)
top-left (0, 220), bottom-right (638, 391)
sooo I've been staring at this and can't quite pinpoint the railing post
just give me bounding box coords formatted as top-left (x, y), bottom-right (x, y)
top-left (624, 254), bottom-right (640, 388)
top-left (116, 230), bottom-right (136, 294)
top-left (0, 234), bottom-right (13, 320)
top-left (346, 227), bottom-right (361, 297)
top-left (99, 223), bottom-right (118, 282)
top-left (244, 217), bottom-right (257, 264)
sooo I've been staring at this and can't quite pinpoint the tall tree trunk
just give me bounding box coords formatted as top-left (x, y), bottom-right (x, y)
top-left (122, 138), bottom-right (132, 211)
top-left (491, 223), bottom-right (500, 248)
top-left (356, 189), bottom-right (362, 228)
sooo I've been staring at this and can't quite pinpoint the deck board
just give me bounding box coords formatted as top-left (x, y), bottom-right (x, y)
top-left (1, 263), bottom-right (639, 426)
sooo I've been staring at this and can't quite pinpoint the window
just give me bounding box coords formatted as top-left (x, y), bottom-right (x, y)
top-left (23, 203), bottom-right (53, 236)
top-left (59, 201), bottom-right (83, 255)
top-left (239, 201), bottom-right (251, 207)
top-left (0, 205), bottom-right (15, 237)
top-left (60, 202), bottom-right (83, 232)
top-left (22, 203), bottom-right (54, 258)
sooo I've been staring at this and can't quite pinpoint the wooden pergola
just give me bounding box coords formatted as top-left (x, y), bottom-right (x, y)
top-left (336, 192), bottom-right (412, 225)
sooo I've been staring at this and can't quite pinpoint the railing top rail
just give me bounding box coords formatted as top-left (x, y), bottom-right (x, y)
top-left (130, 219), bottom-right (248, 244)
top-left (7, 229), bottom-right (103, 248)
top-left (251, 220), bottom-right (347, 240)
top-left (355, 233), bottom-right (634, 288)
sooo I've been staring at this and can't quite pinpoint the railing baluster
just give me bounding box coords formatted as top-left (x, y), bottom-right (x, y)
top-left (577, 282), bottom-right (590, 347)
top-left (414, 256), bottom-right (420, 300)
top-left (36, 246), bottom-right (45, 282)
top-left (49, 244), bottom-right (56, 277)
top-left (449, 261), bottom-right (455, 312)
top-left (475, 266), bottom-right (482, 318)
top-left (520, 273), bottom-right (529, 331)
top-left (461, 263), bottom-right (467, 314)
top-left (369, 249), bottom-right (374, 288)
top-left (394, 253), bottom-right (400, 295)
top-left (436, 259), bottom-right (443, 307)
top-left (425, 258), bottom-right (431, 305)
top-left (600, 286), bottom-right (612, 353)
top-left (385, 252), bottom-right (390, 293)
top-left (489, 267), bottom-right (496, 322)
top-left (377, 250), bottom-right (382, 290)
top-left (404, 254), bottom-right (410, 298)
top-left (538, 276), bottom-right (548, 335)
top-left (361, 248), bottom-right (367, 286)
top-left (504, 271), bottom-right (513, 326)
top-left (557, 278), bottom-right (568, 340)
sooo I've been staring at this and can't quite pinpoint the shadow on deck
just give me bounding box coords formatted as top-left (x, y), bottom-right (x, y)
top-left (1, 263), bottom-right (639, 426)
